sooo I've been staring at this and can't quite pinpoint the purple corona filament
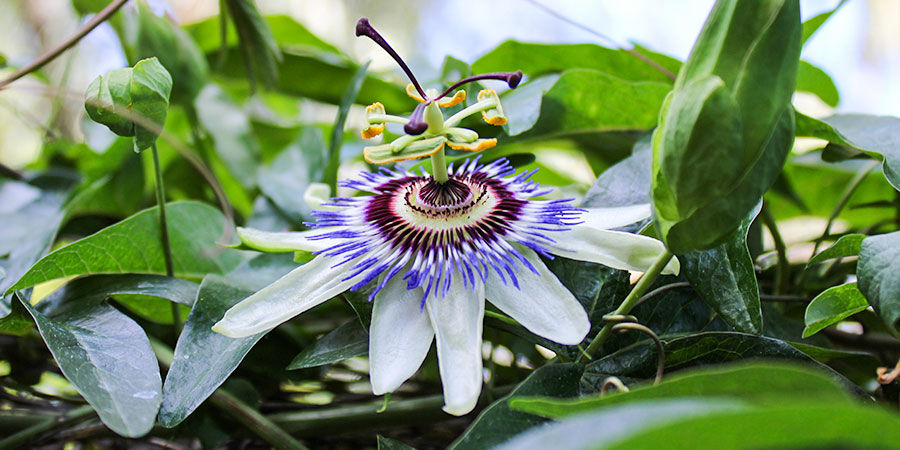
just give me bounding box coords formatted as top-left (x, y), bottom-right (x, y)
top-left (305, 157), bottom-right (583, 305)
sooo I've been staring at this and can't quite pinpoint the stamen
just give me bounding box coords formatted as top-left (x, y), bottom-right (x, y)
top-left (435, 71), bottom-right (523, 101)
top-left (356, 18), bottom-right (427, 100)
top-left (404, 102), bottom-right (428, 135)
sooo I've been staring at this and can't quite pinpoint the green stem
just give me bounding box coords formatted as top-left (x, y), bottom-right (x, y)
top-left (431, 148), bottom-right (449, 183)
top-left (0, 405), bottom-right (95, 450)
top-left (210, 390), bottom-right (309, 450)
top-left (811, 159), bottom-right (879, 256)
top-left (268, 385), bottom-right (513, 437)
top-left (579, 249), bottom-right (673, 362)
top-left (151, 144), bottom-right (178, 334)
top-left (760, 203), bottom-right (790, 295)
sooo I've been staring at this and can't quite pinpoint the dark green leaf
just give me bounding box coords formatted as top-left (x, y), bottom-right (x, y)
top-left (324, 62), bottom-right (369, 195)
top-left (803, 283), bottom-right (869, 338)
top-left (448, 363), bottom-right (584, 450)
top-left (512, 361), bottom-right (852, 418)
top-left (187, 14), bottom-right (341, 58)
top-left (808, 233), bottom-right (865, 266)
top-left (7, 201), bottom-right (244, 294)
top-left (287, 320), bottom-right (367, 370)
top-left (66, 151), bottom-right (144, 218)
top-left (858, 231), bottom-right (900, 334)
top-left (195, 84), bottom-right (260, 187)
top-left (473, 41), bottom-right (677, 84)
top-left (679, 204), bottom-right (762, 333)
top-left (1, 174), bottom-right (73, 316)
top-left (504, 69), bottom-right (670, 138)
top-left (583, 331), bottom-right (848, 389)
top-left (796, 60), bottom-right (839, 107)
top-left (20, 295), bottom-right (161, 437)
top-left (158, 253), bottom-right (295, 427)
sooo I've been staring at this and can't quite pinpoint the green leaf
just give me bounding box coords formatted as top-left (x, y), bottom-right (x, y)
top-left (194, 84), bottom-right (260, 187)
top-left (802, 0), bottom-right (847, 45)
top-left (858, 231), bottom-right (900, 334)
top-left (803, 283), bottom-right (869, 338)
top-left (84, 57), bottom-right (173, 152)
top-left (504, 69), bottom-right (670, 139)
top-left (581, 141), bottom-right (651, 209)
top-left (187, 14), bottom-right (341, 58)
top-left (472, 41), bottom-right (677, 84)
top-left (130, 57), bottom-right (173, 151)
top-left (448, 363), bottom-right (584, 450)
top-left (134, 1), bottom-right (208, 103)
top-left (20, 295), bottom-right (161, 437)
top-left (653, 0), bottom-right (801, 253)
top-left (158, 253), bottom-right (295, 427)
top-left (496, 399), bottom-right (743, 450)
top-left (679, 204), bottom-right (762, 333)
top-left (512, 361), bottom-right (852, 419)
top-left (222, 0), bottom-right (283, 88)
top-left (655, 105), bottom-right (794, 253)
top-left (6, 201), bottom-right (243, 294)
top-left (821, 114), bottom-right (900, 191)
top-left (807, 233), bottom-right (865, 266)
top-left (1, 174), bottom-right (74, 316)
top-left (502, 399), bottom-right (900, 450)
top-left (66, 150), bottom-right (145, 218)
top-left (258, 128), bottom-right (327, 222)
top-left (324, 61), bottom-right (369, 194)
top-left (796, 60), bottom-right (839, 107)
top-left (287, 320), bottom-right (367, 370)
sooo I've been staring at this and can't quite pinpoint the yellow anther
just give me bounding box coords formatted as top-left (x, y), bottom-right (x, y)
top-left (477, 89), bottom-right (507, 126)
top-left (406, 83), bottom-right (426, 102)
top-left (437, 90), bottom-right (466, 108)
top-left (361, 124), bottom-right (385, 139)
top-left (446, 138), bottom-right (497, 152)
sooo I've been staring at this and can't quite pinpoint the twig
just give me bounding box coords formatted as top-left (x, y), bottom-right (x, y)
top-left (0, 405), bottom-right (95, 450)
top-left (150, 144), bottom-right (179, 336)
top-left (580, 249), bottom-right (674, 362)
top-left (0, 162), bottom-right (25, 180)
top-left (0, 0), bottom-right (130, 90)
top-left (611, 322), bottom-right (665, 384)
top-left (810, 159), bottom-right (879, 257)
top-left (633, 281), bottom-right (692, 308)
top-left (760, 203), bottom-right (790, 295)
top-left (209, 390), bottom-right (309, 450)
top-left (823, 328), bottom-right (900, 352)
top-left (521, 0), bottom-right (677, 81)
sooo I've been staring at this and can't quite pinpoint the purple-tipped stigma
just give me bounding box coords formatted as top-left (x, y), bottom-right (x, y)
top-left (403, 102), bottom-right (428, 135)
top-left (356, 18), bottom-right (427, 99)
top-left (436, 71), bottom-right (524, 101)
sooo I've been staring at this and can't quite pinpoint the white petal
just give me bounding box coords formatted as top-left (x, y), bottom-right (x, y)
top-left (235, 226), bottom-right (343, 253)
top-left (580, 204), bottom-right (651, 230)
top-left (551, 228), bottom-right (680, 275)
top-left (303, 182), bottom-right (332, 210)
top-left (213, 255), bottom-right (358, 337)
top-left (485, 246), bottom-right (589, 345)
top-left (369, 276), bottom-right (433, 395)
top-left (426, 275), bottom-right (485, 416)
